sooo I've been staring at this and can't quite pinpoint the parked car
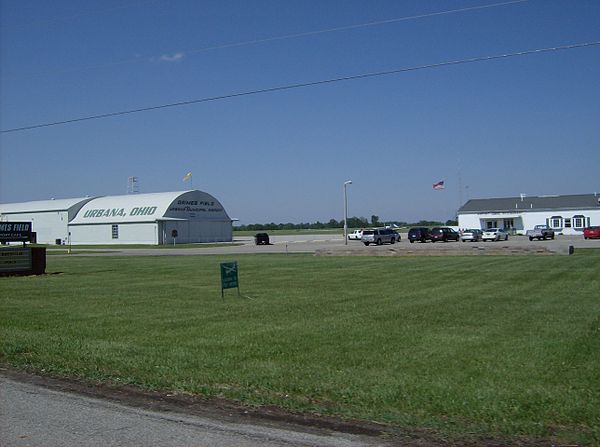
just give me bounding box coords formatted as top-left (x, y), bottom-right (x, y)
top-left (583, 226), bottom-right (600, 239)
top-left (526, 224), bottom-right (555, 241)
top-left (429, 227), bottom-right (460, 242)
top-left (408, 227), bottom-right (430, 243)
top-left (361, 228), bottom-right (398, 246)
top-left (254, 233), bottom-right (270, 245)
top-left (482, 228), bottom-right (509, 242)
top-left (348, 229), bottom-right (363, 240)
top-left (460, 229), bottom-right (482, 242)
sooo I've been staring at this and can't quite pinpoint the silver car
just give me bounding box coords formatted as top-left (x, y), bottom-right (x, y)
top-left (460, 229), bottom-right (482, 242)
top-left (361, 228), bottom-right (399, 246)
top-left (482, 228), bottom-right (509, 242)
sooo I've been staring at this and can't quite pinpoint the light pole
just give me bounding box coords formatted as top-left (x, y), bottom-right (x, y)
top-left (343, 180), bottom-right (352, 245)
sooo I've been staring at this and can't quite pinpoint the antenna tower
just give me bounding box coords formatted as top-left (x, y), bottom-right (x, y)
top-left (127, 176), bottom-right (139, 194)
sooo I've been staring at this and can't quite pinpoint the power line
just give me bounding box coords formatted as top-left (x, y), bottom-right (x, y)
top-left (2, 40), bottom-right (599, 134)
top-left (184, 0), bottom-right (531, 54)
top-left (1, 0), bottom-right (530, 79)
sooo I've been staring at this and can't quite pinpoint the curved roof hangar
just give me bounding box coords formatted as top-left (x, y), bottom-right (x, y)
top-left (70, 190), bottom-right (231, 225)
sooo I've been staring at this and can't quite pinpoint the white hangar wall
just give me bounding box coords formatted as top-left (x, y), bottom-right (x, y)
top-left (69, 222), bottom-right (160, 245)
top-left (68, 190), bottom-right (233, 245)
top-left (0, 197), bottom-right (95, 244)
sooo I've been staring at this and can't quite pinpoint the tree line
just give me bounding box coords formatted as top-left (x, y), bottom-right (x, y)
top-left (234, 216), bottom-right (458, 231)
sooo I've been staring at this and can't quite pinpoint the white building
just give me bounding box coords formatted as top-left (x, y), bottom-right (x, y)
top-left (0, 190), bottom-right (233, 245)
top-left (0, 197), bottom-right (95, 244)
top-left (457, 193), bottom-right (600, 235)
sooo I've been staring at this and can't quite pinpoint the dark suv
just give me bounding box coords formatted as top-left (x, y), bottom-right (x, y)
top-left (254, 233), bottom-right (270, 245)
top-left (408, 227), bottom-right (430, 243)
top-left (429, 227), bottom-right (460, 242)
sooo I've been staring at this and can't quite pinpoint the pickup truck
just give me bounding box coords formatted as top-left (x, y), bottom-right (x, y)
top-left (526, 225), bottom-right (555, 241)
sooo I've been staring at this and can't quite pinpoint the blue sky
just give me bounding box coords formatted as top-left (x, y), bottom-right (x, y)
top-left (1, 0), bottom-right (599, 224)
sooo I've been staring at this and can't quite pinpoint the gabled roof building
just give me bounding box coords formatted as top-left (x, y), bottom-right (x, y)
top-left (0, 197), bottom-right (95, 244)
top-left (457, 193), bottom-right (600, 235)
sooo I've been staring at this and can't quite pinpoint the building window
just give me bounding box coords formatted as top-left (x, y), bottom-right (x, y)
top-left (112, 225), bottom-right (119, 239)
top-left (486, 221), bottom-right (497, 229)
top-left (550, 216), bottom-right (562, 228)
top-left (564, 218), bottom-right (571, 228)
top-left (573, 215), bottom-right (585, 229)
top-left (503, 219), bottom-right (514, 229)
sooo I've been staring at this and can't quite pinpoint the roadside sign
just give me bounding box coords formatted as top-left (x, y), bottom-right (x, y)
top-left (0, 247), bottom-right (32, 272)
top-left (220, 261), bottom-right (240, 298)
top-left (0, 222), bottom-right (32, 243)
top-left (0, 246), bottom-right (46, 276)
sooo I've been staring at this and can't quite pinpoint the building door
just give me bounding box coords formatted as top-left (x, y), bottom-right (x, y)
top-left (158, 221), bottom-right (165, 245)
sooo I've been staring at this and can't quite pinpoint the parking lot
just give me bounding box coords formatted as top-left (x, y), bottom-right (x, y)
top-left (65, 233), bottom-right (598, 257)
top-left (320, 234), bottom-right (583, 256)
top-left (318, 233), bottom-right (595, 256)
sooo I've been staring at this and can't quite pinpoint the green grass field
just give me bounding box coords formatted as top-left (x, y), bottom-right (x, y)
top-left (1, 251), bottom-right (599, 444)
top-left (35, 242), bottom-right (243, 251)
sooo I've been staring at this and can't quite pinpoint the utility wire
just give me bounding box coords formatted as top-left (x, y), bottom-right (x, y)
top-left (184, 0), bottom-right (531, 54)
top-left (2, 0), bottom-right (529, 79)
top-left (2, 40), bottom-right (599, 134)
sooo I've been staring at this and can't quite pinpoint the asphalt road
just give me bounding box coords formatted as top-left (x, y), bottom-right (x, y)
top-left (0, 375), bottom-right (390, 447)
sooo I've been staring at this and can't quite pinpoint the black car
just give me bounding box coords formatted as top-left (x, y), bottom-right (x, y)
top-left (254, 233), bottom-right (270, 245)
top-left (429, 227), bottom-right (460, 242)
top-left (408, 227), bottom-right (430, 243)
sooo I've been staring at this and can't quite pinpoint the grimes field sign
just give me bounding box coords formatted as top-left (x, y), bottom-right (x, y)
top-left (0, 222), bottom-right (46, 276)
top-left (0, 222), bottom-right (32, 242)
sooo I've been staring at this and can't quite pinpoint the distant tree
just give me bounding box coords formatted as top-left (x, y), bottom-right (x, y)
top-left (414, 220), bottom-right (444, 227)
top-left (234, 216), bottom-right (446, 232)
top-left (445, 219), bottom-right (458, 226)
top-left (347, 216), bottom-right (368, 229)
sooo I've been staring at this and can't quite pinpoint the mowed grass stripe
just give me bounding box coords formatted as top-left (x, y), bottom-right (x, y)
top-left (1, 252), bottom-right (599, 444)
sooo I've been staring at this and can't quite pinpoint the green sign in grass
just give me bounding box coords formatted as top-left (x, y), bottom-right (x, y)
top-left (220, 261), bottom-right (239, 297)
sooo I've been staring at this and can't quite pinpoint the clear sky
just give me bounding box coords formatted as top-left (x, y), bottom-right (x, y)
top-left (1, 0), bottom-right (599, 224)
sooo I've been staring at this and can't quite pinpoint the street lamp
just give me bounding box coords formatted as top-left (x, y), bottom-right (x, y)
top-left (343, 180), bottom-right (352, 245)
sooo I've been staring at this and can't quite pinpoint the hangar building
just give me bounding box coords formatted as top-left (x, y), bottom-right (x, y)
top-left (458, 193), bottom-right (600, 235)
top-left (0, 190), bottom-right (233, 245)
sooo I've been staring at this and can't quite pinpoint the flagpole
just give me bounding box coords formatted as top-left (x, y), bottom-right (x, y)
top-left (183, 172), bottom-right (193, 189)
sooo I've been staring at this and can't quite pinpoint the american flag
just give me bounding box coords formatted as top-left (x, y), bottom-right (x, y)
top-left (432, 180), bottom-right (445, 190)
